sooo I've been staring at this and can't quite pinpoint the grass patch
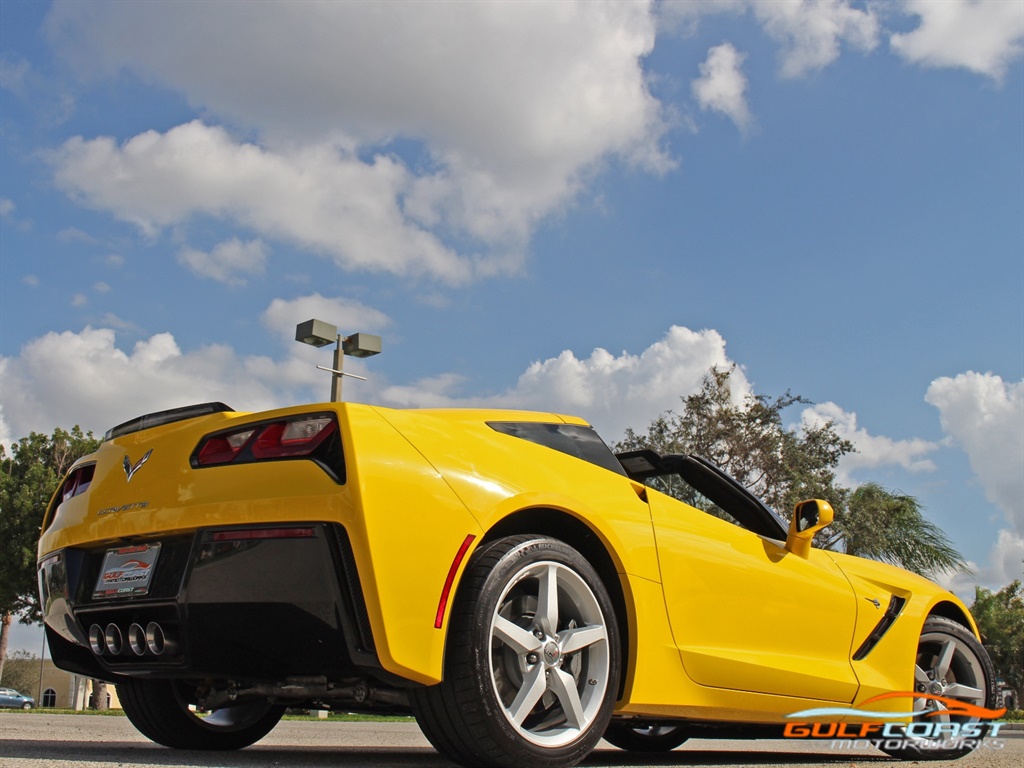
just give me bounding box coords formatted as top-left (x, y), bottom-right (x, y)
top-left (2, 707), bottom-right (410, 722)
top-left (1, 708), bottom-right (125, 716)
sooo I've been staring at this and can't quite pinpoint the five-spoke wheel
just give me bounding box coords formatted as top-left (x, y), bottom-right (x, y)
top-left (880, 616), bottom-right (997, 761)
top-left (411, 535), bottom-right (620, 768)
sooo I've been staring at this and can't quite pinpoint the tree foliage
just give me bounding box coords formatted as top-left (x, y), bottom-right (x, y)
top-left (0, 650), bottom-right (40, 698)
top-left (829, 483), bottom-right (967, 577)
top-left (0, 426), bottom-right (100, 678)
top-left (971, 580), bottom-right (1024, 698)
top-left (616, 367), bottom-right (968, 577)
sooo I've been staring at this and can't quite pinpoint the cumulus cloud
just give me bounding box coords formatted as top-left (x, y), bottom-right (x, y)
top-left (937, 528), bottom-right (1024, 598)
top-left (0, 327), bottom-right (326, 440)
top-left (49, 122), bottom-right (473, 283)
top-left (44, 1), bottom-right (671, 279)
top-left (891, 0), bottom-right (1024, 82)
top-left (0, 198), bottom-right (13, 218)
top-left (752, 0), bottom-right (879, 77)
top-left (178, 237), bottom-right (269, 286)
top-left (692, 43), bottom-right (752, 131)
top-left (801, 401), bottom-right (940, 484)
top-left (926, 371), bottom-right (1024, 535)
top-left (662, 0), bottom-right (879, 77)
top-left (382, 325), bottom-right (752, 441)
top-left (261, 293), bottom-right (391, 343)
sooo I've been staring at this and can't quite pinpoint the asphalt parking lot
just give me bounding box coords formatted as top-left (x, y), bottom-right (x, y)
top-left (1, 714), bottom-right (1020, 768)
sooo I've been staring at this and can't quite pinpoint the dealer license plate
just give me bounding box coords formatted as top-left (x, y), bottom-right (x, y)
top-left (93, 543), bottom-right (161, 599)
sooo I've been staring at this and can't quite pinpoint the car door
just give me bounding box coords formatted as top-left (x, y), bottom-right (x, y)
top-left (644, 466), bottom-right (860, 704)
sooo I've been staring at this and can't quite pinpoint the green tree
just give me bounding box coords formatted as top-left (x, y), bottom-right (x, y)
top-left (617, 366), bottom-right (853, 515)
top-left (617, 367), bottom-right (968, 578)
top-left (0, 427), bottom-right (100, 681)
top-left (971, 580), bottom-right (1024, 699)
top-left (0, 650), bottom-right (41, 699)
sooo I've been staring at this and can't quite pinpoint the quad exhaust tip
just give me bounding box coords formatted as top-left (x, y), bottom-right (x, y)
top-left (88, 621), bottom-right (177, 657)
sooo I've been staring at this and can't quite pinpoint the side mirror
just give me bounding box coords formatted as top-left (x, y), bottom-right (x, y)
top-left (785, 499), bottom-right (834, 558)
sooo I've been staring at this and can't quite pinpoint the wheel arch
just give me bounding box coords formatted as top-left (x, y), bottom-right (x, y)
top-left (479, 507), bottom-right (631, 698)
top-left (928, 600), bottom-right (979, 638)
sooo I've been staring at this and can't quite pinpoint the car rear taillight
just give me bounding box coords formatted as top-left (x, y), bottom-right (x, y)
top-left (191, 413), bottom-right (344, 482)
top-left (61, 464), bottom-right (96, 503)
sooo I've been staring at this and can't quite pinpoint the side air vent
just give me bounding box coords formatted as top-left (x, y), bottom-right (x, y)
top-left (853, 595), bottom-right (907, 661)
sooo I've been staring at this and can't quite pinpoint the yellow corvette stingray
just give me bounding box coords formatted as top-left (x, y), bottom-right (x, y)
top-left (38, 402), bottom-right (997, 766)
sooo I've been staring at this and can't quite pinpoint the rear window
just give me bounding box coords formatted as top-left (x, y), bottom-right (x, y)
top-left (487, 422), bottom-right (626, 476)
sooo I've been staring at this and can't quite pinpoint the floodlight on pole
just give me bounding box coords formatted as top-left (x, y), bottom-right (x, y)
top-left (295, 319), bottom-right (382, 402)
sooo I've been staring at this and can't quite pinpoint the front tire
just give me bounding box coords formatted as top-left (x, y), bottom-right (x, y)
top-left (603, 721), bottom-right (689, 752)
top-left (22, 702), bottom-right (32, 710)
top-left (880, 616), bottom-right (998, 761)
top-left (411, 535), bottom-right (621, 768)
top-left (117, 678), bottom-right (284, 750)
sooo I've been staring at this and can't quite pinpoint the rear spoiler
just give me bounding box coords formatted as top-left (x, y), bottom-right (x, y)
top-left (104, 402), bottom-right (234, 441)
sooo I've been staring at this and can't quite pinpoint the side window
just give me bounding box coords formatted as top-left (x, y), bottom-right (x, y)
top-left (487, 422), bottom-right (626, 476)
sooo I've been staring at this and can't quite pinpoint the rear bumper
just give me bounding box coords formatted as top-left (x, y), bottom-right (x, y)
top-left (39, 523), bottom-right (383, 684)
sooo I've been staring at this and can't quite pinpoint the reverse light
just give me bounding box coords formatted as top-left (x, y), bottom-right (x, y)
top-left (191, 413), bottom-right (343, 481)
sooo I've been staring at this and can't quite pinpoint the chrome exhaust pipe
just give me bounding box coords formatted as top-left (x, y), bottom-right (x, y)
top-left (104, 623), bottom-right (123, 656)
top-left (128, 623), bottom-right (147, 656)
top-left (145, 622), bottom-right (177, 656)
top-left (88, 624), bottom-right (105, 655)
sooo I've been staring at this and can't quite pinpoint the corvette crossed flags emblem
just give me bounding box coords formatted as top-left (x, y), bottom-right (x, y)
top-left (123, 450), bottom-right (153, 483)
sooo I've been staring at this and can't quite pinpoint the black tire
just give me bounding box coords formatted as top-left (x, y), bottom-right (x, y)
top-left (880, 616), bottom-right (998, 761)
top-left (603, 722), bottom-right (689, 752)
top-left (22, 702), bottom-right (32, 710)
top-left (411, 535), bottom-right (621, 768)
top-left (117, 678), bottom-right (285, 750)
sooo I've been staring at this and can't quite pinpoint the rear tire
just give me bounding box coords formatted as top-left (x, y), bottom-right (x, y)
top-left (117, 678), bottom-right (284, 750)
top-left (411, 535), bottom-right (621, 768)
top-left (880, 616), bottom-right (998, 761)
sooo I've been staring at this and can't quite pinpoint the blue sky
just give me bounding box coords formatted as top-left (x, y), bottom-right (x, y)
top-left (1, 1), bottom-right (1022, 654)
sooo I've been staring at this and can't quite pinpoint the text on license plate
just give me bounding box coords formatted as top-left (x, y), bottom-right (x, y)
top-left (93, 543), bottom-right (161, 599)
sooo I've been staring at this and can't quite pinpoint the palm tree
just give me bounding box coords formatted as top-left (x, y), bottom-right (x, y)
top-left (826, 483), bottom-right (969, 578)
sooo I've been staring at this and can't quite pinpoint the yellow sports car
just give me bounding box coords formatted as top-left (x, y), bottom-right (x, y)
top-left (38, 402), bottom-right (999, 766)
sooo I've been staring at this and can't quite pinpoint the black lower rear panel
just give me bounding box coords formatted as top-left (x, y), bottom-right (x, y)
top-left (40, 523), bottom-right (379, 683)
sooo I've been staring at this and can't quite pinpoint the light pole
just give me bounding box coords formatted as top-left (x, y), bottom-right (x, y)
top-left (295, 319), bottom-right (382, 402)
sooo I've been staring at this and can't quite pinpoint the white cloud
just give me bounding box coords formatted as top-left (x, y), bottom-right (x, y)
top-left (692, 43), bottom-right (752, 131)
top-left (937, 528), bottom-right (1024, 599)
top-left (22, 275), bottom-right (39, 287)
top-left (178, 237), bottom-right (268, 286)
top-left (71, 293), bottom-right (87, 307)
top-left (926, 371), bottom-right (1024, 536)
top-left (752, 0), bottom-right (879, 78)
top-left (44, 1), bottom-right (671, 279)
top-left (661, 0), bottom-right (879, 77)
top-left (49, 122), bottom-right (473, 284)
top-left (801, 401), bottom-right (939, 484)
top-left (93, 281), bottom-right (111, 293)
top-left (382, 325), bottom-right (751, 441)
top-left (0, 198), bottom-right (13, 218)
top-left (0, 327), bottom-right (306, 440)
top-left (261, 293), bottom-right (391, 343)
top-left (891, 0), bottom-right (1024, 82)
